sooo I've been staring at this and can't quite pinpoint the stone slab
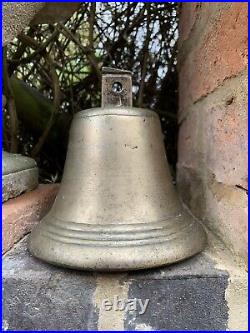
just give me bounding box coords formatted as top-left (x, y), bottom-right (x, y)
top-left (2, 151), bottom-right (39, 202)
top-left (3, 236), bottom-right (230, 331)
top-left (125, 268), bottom-right (228, 330)
top-left (2, 237), bottom-right (98, 331)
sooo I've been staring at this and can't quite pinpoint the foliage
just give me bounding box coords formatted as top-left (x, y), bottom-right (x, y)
top-left (3, 2), bottom-right (179, 182)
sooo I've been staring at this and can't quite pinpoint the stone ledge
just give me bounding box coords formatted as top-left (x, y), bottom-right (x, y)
top-left (2, 184), bottom-right (59, 254)
top-left (3, 236), bottom-right (241, 331)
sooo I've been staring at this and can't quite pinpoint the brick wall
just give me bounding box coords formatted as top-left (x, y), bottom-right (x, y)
top-left (177, 2), bottom-right (248, 263)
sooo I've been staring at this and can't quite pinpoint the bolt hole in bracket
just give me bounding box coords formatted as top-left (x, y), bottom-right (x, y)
top-left (101, 67), bottom-right (132, 107)
top-left (112, 81), bottom-right (123, 93)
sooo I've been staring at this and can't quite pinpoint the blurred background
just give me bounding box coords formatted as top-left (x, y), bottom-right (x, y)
top-left (3, 2), bottom-right (179, 183)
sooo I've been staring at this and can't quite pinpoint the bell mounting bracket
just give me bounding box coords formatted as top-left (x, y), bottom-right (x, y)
top-left (101, 67), bottom-right (132, 108)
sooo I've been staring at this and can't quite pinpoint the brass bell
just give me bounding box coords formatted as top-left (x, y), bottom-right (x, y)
top-left (29, 68), bottom-right (206, 271)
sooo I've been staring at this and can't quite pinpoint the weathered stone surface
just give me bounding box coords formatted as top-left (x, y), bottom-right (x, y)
top-left (2, 184), bottom-right (59, 254)
top-left (125, 277), bottom-right (228, 331)
top-left (2, 237), bottom-right (98, 331)
top-left (179, 2), bottom-right (248, 114)
top-left (2, 151), bottom-right (37, 176)
top-left (3, 236), bottom-right (232, 331)
top-left (2, 151), bottom-right (38, 202)
top-left (2, 2), bottom-right (80, 47)
top-left (2, 2), bottom-right (44, 46)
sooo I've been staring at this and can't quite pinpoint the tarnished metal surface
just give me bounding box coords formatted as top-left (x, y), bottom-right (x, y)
top-left (101, 67), bottom-right (132, 108)
top-left (29, 68), bottom-right (206, 271)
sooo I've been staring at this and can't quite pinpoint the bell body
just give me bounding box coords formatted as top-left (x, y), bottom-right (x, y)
top-left (29, 106), bottom-right (206, 271)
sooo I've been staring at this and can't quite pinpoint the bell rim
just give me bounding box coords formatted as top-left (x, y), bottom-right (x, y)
top-left (28, 217), bottom-right (207, 271)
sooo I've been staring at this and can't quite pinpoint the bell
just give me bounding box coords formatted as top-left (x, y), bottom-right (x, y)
top-left (29, 67), bottom-right (206, 271)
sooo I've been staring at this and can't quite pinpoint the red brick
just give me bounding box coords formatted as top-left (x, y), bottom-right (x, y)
top-left (177, 109), bottom-right (202, 170)
top-left (178, 2), bottom-right (200, 47)
top-left (179, 3), bottom-right (248, 114)
top-left (203, 77), bottom-right (248, 189)
top-left (206, 179), bottom-right (248, 262)
top-left (178, 3), bottom-right (248, 263)
top-left (2, 184), bottom-right (59, 254)
top-left (179, 71), bottom-right (247, 189)
top-left (178, 163), bottom-right (248, 263)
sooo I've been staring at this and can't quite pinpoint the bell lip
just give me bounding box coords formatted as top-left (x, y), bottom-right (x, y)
top-left (74, 106), bottom-right (158, 119)
top-left (28, 217), bottom-right (207, 272)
